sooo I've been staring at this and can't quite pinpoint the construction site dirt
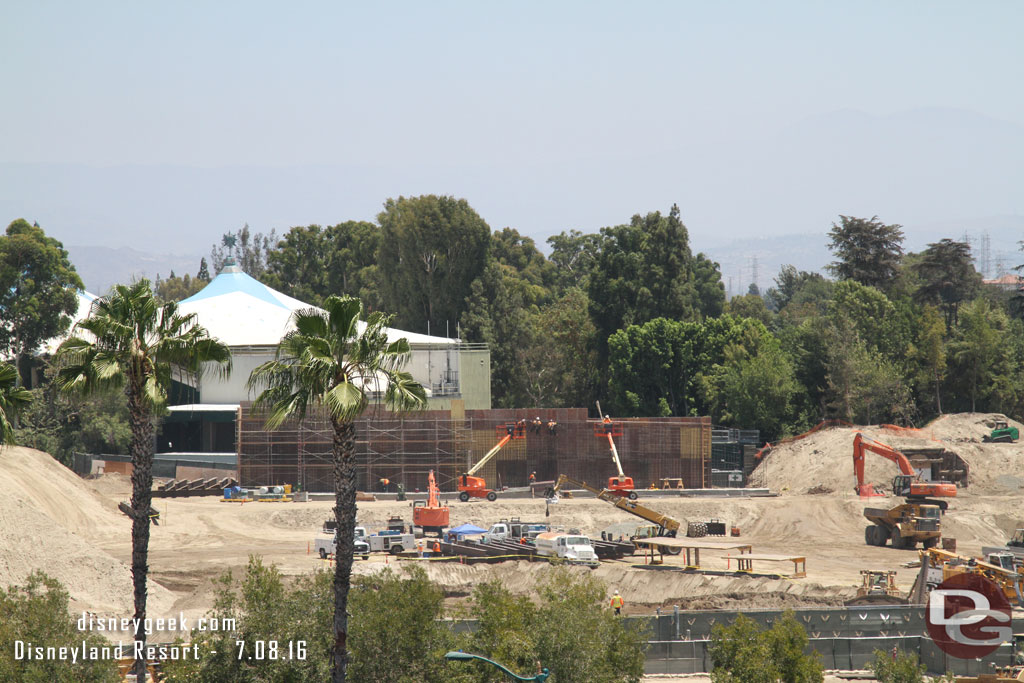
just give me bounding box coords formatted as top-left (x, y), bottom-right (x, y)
top-left (3, 412), bottom-right (1024, 652)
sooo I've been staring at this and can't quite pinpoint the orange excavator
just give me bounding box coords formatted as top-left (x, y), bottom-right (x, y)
top-left (457, 420), bottom-right (526, 502)
top-left (595, 401), bottom-right (637, 499)
top-left (853, 433), bottom-right (957, 505)
top-left (412, 470), bottom-right (449, 536)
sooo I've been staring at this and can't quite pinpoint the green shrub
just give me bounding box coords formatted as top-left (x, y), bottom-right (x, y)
top-left (0, 572), bottom-right (120, 682)
top-left (709, 611), bottom-right (823, 683)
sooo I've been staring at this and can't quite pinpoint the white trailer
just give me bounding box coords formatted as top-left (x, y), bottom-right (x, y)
top-left (367, 531), bottom-right (415, 555)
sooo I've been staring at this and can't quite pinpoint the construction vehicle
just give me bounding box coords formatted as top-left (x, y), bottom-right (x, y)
top-left (983, 529), bottom-right (1024, 562)
top-left (985, 419), bottom-right (1020, 443)
top-left (845, 570), bottom-right (908, 606)
top-left (315, 531), bottom-right (370, 560)
top-left (547, 474), bottom-right (682, 553)
top-left (457, 420), bottom-right (526, 502)
top-left (853, 433), bottom-right (957, 505)
top-left (595, 401), bottom-right (637, 498)
top-left (534, 532), bottom-right (598, 566)
top-left (863, 502), bottom-right (942, 549)
top-left (412, 470), bottom-right (449, 536)
top-left (917, 547), bottom-right (1024, 606)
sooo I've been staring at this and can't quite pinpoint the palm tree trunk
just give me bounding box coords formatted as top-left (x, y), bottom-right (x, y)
top-left (331, 419), bottom-right (358, 682)
top-left (127, 381), bottom-right (155, 681)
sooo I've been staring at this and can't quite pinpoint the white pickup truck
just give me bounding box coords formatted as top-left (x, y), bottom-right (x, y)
top-left (315, 525), bottom-right (370, 560)
top-left (534, 532), bottom-right (598, 566)
top-left (483, 520), bottom-right (549, 544)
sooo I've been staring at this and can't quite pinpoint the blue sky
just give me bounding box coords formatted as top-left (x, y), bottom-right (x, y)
top-left (2, 1), bottom-right (1023, 280)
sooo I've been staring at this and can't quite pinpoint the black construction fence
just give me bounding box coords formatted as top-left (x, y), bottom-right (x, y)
top-left (450, 605), bottom-right (1023, 677)
top-left (237, 404), bottom-right (712, 493)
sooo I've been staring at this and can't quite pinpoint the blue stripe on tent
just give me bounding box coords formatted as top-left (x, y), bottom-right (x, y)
top-left (180, 271), bottom-right (289, 309)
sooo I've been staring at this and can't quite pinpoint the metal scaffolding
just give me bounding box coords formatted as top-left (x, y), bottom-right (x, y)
top-left (237, 404), bottom-right (712, 493)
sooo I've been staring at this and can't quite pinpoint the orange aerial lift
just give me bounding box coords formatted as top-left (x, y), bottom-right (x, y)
top-left (457, 420), bottom-right (526, 502)
top-left (852, 433), bottom-right (957, 505)
top-left (595, 401), bottom-right (637, 499)
top-left (412, 470), bottom-right (450, 536)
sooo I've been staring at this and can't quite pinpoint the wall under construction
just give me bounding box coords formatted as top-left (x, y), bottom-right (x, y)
top-left (236, 403), bottom-right (712, 493)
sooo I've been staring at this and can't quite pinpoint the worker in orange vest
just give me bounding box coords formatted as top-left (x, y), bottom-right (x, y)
top-left (432, 540), bottom-right (441, 556)
top-left (529, 471), bottom-right (537, 485)
top-left (610, 590), bottom-right (624, 615)
top-left (379, 477), bottom-right (390, 492)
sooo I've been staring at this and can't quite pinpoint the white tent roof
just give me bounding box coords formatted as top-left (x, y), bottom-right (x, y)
top-left (178, 263), bottom-right (457, 348)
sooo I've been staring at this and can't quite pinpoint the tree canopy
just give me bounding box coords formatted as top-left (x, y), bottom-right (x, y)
top-left (0, 219), bottom-right (83, 382)
top-left (827, 215), bottom-right (904, 290)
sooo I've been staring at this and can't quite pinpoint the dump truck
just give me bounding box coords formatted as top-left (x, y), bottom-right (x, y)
top-left (863, 502), bottom-right (942, 549)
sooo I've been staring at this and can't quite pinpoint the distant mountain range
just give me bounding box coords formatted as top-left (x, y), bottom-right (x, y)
top-left (67, 245), bottom-right (204, 295)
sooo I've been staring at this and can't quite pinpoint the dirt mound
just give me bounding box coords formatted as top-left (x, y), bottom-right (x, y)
top-left (0, 447), bottom-right (175, 616)
top-left (751, 414), bottom-right (1024, 497)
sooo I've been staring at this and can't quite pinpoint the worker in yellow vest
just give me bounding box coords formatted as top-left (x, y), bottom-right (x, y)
top-left (610, 590), bottom-right (624, 615)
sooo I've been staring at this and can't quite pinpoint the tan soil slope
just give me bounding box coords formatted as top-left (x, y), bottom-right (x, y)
top-left (0, 446), bottom-right (175, 615)
top-left (752, 413), bottom-right (1024, 497)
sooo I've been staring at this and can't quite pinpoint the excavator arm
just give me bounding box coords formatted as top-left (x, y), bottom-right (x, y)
top-left (853, 433), bottom-right (956, 499)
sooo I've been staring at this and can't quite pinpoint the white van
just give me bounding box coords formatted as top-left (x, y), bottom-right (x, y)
top-left (534, 532), bottom-right (598, 566)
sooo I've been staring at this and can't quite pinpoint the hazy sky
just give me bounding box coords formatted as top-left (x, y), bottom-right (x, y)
top-left (2, 2), bottom-right (1023, 262)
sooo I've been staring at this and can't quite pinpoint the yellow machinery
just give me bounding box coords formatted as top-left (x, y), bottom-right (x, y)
top-left (918, 547), bottom-right (1024, 606)
top-left (846, 570), bottom-right (908, 606)
top-left (548, 474), bottom-right (681, 553)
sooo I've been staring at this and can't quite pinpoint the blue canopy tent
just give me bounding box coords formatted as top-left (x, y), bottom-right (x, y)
top-left (446, 523), bottom-right (487, 543)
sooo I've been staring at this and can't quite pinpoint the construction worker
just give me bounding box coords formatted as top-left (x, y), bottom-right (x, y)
top-left (432, 540), bottom-right (442, 556)
top-left (546, 418), bottom-right (557, 434)
top-left (529, 471), bottom-right (537, 485)
top-left (603, 414), bottom-right (613, 435)
top-left (379, 477), bottom-right (390, 493)
top-left (532, 416), bottom-right (543, 433)
top-left (610, 590), bottom-right (624, 615)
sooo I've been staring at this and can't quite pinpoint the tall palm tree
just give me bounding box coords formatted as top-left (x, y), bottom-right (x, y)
top-left (0, 362), bottom-right (32, 443)
top-left (247, 295), bottom-right (426, 682)
top-left (54, 280), bottom-right (231, 679)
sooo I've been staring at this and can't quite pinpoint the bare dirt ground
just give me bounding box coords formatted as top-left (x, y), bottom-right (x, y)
top-left (2, 412), bottom-right (1024, 660)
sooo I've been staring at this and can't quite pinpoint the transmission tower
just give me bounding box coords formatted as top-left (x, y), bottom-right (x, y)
top-left (979, 231), bottom-right (991, 279)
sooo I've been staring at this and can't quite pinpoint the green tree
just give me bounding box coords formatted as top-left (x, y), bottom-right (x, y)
top-left (911, 239), bottom-right (982, 329)
top-left (0, 219), bottom-right (84, 384)
top-left (547, 229), bottom-right (601, 292)
top-left (264, 222), bottom-right (382, 308)
top-left (54, 280), bottom-right (232, 679)
top-left (518, 287), bottom-right (599, 408)
top-left (0, 572), bottom-right (120, 682)
top-left (765, 265), bottom-right (827, 313)
top-left (949, 298), bottom-right (1011, 413)
top-left (196, 257), bottom-right (211, 282)
top-left (726, 293), bottom-right (773, 325)
top-left (868, 648), bottom-right (955, 683)
top-left (705, 338), bottom-right (799, 441)
top-left (211, 224), bottom-right (277, 277)
top-left (827, 215), bottom-right (904, 290)
top-left (349, 566), bottom-right (464, 683)
top-left (589, 206), bottom-right (723, 362)
top-left (709, 611), bottom-right (823, 683)
top-left (0, 363), bottom-right (32, 443)
top-left (378, 195), bottom-right (491, 334)
top-left (247, 296), bottom-right (427, 682)
top-left (154, 270), bottom-right (207, 302)
top-left (164, 556), bottom-right (334, 682)
top-left (467, 568), bottom-right (646, 683)
top-left (824, 317), bottom-right (912, 424)
top-left (607, 318), bottom-right (697, 417)
top-left (912, 305), bottom-right (947, 415)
